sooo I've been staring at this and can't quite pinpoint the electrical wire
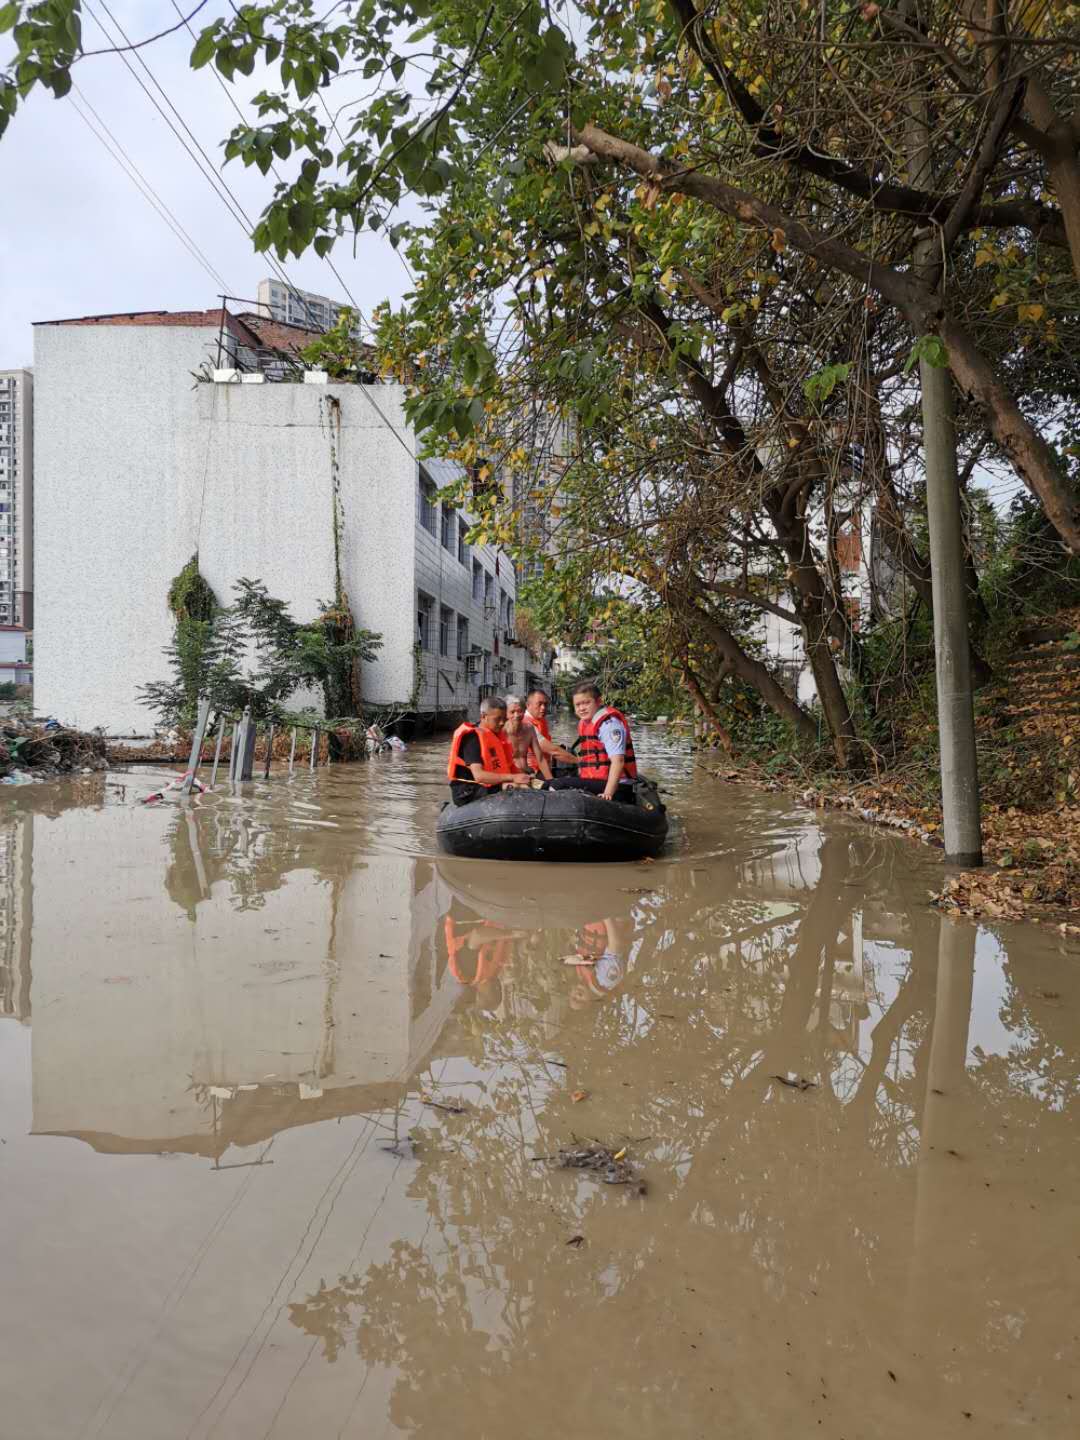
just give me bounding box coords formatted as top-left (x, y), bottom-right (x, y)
top-left (84, 0), bottom-right (310, 320)
top-left (68, 84), bottom-right (231, 294)
top-left (167, 0), bottom-right (384, 330)
top-left (85, 1), bottom-right (429, 471)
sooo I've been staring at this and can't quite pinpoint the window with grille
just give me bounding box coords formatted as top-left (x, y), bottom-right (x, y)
top-left (457, 615), bottom-right (469, 660)
top-left (472, 559), bottom-right (484, 602)
top-left (439, 605), bottom-right (453, 657)
top-left (440, 507), bottom-right (454, 551)
top-left (417, 592), bottom-right (434, 649)
top-left (457, 515), bottom-right (469, 566)
top-left (418, 473), bottom-right (437, 535)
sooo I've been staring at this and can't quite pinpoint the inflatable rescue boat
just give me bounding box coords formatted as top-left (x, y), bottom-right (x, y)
top-left (436, 779), bottom-right (668, 862)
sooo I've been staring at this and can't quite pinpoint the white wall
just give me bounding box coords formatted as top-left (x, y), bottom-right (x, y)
top-left (34, 323), bottom-right (227, 732)
top-left (32, 324), bottom-right (480, 731)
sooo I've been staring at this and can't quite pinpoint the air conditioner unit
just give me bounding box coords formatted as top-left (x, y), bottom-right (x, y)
top-left (464, 653), bottom-right (482, 676)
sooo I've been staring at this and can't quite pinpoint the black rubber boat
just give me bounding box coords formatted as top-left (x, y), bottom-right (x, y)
top-left (436, 779), bottom-right (668, 862)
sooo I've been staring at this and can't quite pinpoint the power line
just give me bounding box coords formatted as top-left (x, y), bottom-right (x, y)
top-left (68, 83), bottom-right (231, 294)
top-left (84, 0), bottom-right (305, 315)
top-left (168, 0), bottom-right (381, 331)
top-left (86, 0), bottom-right (424, 467)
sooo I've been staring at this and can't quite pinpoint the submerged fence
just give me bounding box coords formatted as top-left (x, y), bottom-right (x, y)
top-left (180, 700), bottom-right (325, 795)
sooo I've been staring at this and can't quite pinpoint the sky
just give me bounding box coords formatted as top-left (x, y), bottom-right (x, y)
top-left (0, 1), bottom-right (413, 370)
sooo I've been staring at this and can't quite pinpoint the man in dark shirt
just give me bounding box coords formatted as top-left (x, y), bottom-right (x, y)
top-left (449, 697), bottom-right (533, 806)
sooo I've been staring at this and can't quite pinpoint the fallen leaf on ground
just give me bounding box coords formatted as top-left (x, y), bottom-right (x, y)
top-left (571, 1090), bottom-right (589, 1103)
top-left (565, 1235), bottom-right (586, 1248)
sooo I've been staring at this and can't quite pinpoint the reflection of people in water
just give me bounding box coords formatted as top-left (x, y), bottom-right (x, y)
top-left (443, 914), bottom-right (524, 1013)
top-left (568, 916), bottom-right (635, 1006)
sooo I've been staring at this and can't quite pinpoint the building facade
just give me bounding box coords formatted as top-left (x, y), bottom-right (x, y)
top-left (33, 310), bottom-right (551, 733)
top-left (0, 369), bottom-right (33, 628)
top-left (255, 278), bottom-right (348, 333)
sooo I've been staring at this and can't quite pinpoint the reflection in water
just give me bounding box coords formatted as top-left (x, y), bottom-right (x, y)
top-left (0, 734), bottom-right (1077, 1440)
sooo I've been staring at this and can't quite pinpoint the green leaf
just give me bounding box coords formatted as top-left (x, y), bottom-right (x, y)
top-left (802, 361), bottom-right (852, 404)
top-left (904, 334), bottom-right (949, 375)
top-left (0, 4), bottom-right (19, 36)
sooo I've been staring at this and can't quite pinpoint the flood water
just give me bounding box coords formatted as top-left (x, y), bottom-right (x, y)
top-left (0, 728), bottom-right (1078, 1439)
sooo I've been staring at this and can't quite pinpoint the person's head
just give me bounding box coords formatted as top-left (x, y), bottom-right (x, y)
top-left (572, 681), bottom-right (603, 722)
top-left (504, 694), bottom-right (524, 729)
top-left (526, 689), bottom-right (549, 719)
top-left (478, 697), bottom-right (507, 731)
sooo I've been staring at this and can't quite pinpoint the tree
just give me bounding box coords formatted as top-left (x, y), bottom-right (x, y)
top-left (7, 0), bottom-right (1078, 768)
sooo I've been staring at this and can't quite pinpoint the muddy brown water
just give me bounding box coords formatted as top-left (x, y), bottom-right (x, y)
top-left (0, 729), bottom-right (1078, 1439)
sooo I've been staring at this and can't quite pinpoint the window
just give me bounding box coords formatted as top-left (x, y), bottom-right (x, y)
top-left (457, 515), bottom-right (469, 566)
top-left (457, 615), bottom-right (469, 661)
top-left (484, 572), bottom-right (494, 608)
top-left (418, 473), bottom-right (437, 535)
top-left (417, 592), bottom-right (434, 650)
top-left (507, 600), bottom-right (515, 634)
top-left (440, 506), bottom-right (454, 552)
top-left (483, 651), bottom-right (492, 686)
top-left (472, 558), bottom-right (484, 603)
top-left (439, 605), bottom-right (453, 657)
top-left (499, 589), bottom-right (509, 627)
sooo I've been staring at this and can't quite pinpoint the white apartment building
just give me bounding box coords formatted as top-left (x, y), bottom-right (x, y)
top-left (32, 308), bottom-right (551, 733)
top-left (0, 369), bottom-right (33, 628)
top-left (255, 277), bottom-right (348, 332)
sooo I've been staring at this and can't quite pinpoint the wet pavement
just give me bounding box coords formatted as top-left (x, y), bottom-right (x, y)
top-left (0, 728), bottom-right (1078, 1439)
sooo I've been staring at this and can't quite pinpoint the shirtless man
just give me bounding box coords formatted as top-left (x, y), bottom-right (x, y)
top-left (523, 689), bottom-right (577, 770)
top-left (504, 695), bottom-right (553, 780)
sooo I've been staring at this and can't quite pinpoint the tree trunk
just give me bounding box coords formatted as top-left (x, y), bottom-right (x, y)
top-left (1024, 75), bottom-right (1080, 282)
top-left (681, 657), bottom-right (736, 754)
top-left (677, 590), bottom-right (819, 745)
top-left (763, 493), bottom-right (863, 768)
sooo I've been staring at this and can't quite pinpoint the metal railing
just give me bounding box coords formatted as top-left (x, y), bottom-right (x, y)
top-left (179, 700), bottom-right (326, 795)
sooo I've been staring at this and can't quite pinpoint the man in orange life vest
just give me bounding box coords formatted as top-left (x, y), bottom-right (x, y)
top-left (548, 680), bottom-right (638, 803)
top-left (447, 696), bottom-right (534, 806)
top-left (522, 689), bottom-right (578, 772)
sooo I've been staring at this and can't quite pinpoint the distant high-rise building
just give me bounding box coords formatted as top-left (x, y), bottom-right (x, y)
top-left (255, 278), bottom-right (349, 333)
top-left (0, 369), bottom-right (33, 628)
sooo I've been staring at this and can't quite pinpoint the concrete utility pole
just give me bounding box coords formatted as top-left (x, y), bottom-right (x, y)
top-left (906, 18), bottom-right (983, 866)
top-left (918, 361), bottom-right (983, 864)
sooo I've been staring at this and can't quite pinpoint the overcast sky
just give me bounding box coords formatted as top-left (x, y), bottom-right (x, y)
top-left (0, 1), bottom-right (413, 369)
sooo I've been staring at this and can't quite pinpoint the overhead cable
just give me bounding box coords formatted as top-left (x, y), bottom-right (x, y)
top-left (69, 84), bottom-right (231, 294)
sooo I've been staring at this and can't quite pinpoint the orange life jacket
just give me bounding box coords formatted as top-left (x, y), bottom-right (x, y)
top-left (577, 706), bottom-right (637, 782)
top-left (523, 712), bottom-right (551, 772)
top-left (444, 915), bottom-right (511, 986)
top-left (447, 721), bottom-right (517, 783)
top-left (525, 712), bottom-right (552, 743)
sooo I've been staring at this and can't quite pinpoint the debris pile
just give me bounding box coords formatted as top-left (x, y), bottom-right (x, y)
top-left (551, 1140), bottom-right (645, 1192)
top-left (0, 719), bottom-right (109, 784)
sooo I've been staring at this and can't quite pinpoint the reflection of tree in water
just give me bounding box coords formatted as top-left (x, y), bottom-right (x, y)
top-left (280, 835), bottom-right (1077, 1433)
